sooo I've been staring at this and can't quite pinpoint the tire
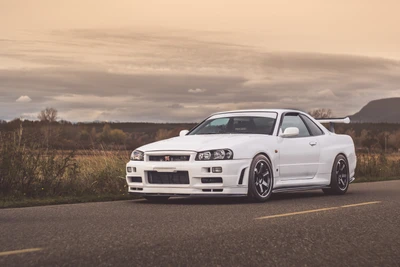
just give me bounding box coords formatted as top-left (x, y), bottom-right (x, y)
top-left (323, 155), bottom-right (350, 195)
top-left (143, 196), bottom-right (170, 203)
top-left (247, 154), bottom-right (274, 202)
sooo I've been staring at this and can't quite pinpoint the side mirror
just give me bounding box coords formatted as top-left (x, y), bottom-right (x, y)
top-left (280, 127), bottom-right (299, 138)
top-left (179, 130), bottom-right (189, 137)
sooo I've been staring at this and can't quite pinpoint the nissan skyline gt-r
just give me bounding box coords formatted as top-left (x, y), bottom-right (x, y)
top-left (126, 109), bottom-right (356, 202)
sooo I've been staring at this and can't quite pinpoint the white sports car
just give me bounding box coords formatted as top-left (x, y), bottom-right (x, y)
top-left (126, 109), bottom-right (356, 202)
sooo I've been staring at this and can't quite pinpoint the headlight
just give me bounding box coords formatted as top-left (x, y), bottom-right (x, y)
top-left (130, 150), bottom-right (144, 161)
top-left (196, 149), bottom-right (233, 160)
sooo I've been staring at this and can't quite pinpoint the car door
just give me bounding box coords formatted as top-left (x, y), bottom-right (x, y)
top-left (278, 113), bottom-right (321, 180)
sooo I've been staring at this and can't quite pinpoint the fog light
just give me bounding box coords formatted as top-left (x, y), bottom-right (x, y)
top-left (212, 167), bottom-right (223, 173)
top-left (127, 167), bottom-right (136, 173)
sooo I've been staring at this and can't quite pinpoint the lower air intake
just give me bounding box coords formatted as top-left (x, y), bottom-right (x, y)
top-left (147, 171), bottom-right (190, 184)
top-left (128, 177), bottom-right (142, 183)
top-left (201, 178), bottom-right (223, 183)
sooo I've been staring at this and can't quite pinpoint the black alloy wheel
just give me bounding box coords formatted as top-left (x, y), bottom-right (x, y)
top-left (248, 154), bottom-right (273, 202)
top-left (323, 154), bottom-right (350, 195)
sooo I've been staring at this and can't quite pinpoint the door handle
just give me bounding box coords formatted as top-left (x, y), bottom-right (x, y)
top-left (309, 141), bottom-right (317, 146)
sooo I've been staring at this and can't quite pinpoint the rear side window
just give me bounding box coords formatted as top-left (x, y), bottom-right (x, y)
top-left (300, 115), bottom-right (324, 136)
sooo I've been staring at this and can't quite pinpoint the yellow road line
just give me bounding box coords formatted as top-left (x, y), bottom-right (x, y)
top-left (341, 201), bottom-right (382, 208)
top-left (256, 201), bottom-right (381, 220)
top-left (0, 248), bottom-right (43, 257)
top-left (256, 207), bottom-right (339, 220)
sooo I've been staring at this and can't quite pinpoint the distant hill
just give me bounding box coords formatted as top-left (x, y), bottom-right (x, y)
top-left (350, 98), bottom-right (400, 123)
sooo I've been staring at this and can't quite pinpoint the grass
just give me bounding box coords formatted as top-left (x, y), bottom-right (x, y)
top-left (0, 148), bottom-right (136, 209)
top-left (0, 148), bottom-right (139, 209)
top-left (354, 176), bottom-right (400, 183)
top-left (0, 194), bottom-right (138, 209)
top-left (355, 153), bottom-right (400, 181)
top-left (1, 124), bottom-right (399, 209)
top-left (0, 127), bottom-right (136, 208)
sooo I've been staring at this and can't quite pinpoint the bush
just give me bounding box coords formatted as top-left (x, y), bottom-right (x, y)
top-left (355, 153), bottom-right (400, 181)
top-left (73, 149), bottom-right (128, 195)
top-left (0, 124), bottom-right (128, 201)
top-left (0, 128), bottom-right (77, 198)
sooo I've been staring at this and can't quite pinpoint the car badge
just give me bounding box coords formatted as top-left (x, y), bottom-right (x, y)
top-left (164, 156), bottom-right (170, 161)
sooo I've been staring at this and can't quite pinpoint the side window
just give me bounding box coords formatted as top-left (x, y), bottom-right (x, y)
top-left (281, 114), bottom-right (310, 137)
top-left (209, 118), bottom-right (229, 126)
top-left (300, 115), bottom-right (324, 136)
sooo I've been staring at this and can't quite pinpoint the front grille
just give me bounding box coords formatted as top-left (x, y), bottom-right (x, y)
top-left (148, 155), bottom-right (190, 162)
top-left (147, 171), bottom-right (190, 184)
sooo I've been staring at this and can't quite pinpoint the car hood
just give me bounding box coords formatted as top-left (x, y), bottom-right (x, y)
top-left (138, 134), bottom-right (274, 152)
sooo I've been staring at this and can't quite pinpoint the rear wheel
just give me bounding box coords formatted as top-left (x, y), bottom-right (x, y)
top-left (323, 155), bottom-right (350, 195)
top-left (248, 155), bottom-right (274, 202)
top-left (144, 196), bottom-right (170, 203)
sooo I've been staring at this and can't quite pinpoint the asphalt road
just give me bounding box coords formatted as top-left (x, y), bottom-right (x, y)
top-left (1, 180), bottom-right (400, 267)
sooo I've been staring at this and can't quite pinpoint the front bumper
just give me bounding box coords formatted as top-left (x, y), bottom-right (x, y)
top-left (126, 152), bottom-right (251, 196)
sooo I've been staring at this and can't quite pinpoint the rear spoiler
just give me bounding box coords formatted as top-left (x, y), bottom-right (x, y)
top-left (315, 117), bottom-right (350, 133)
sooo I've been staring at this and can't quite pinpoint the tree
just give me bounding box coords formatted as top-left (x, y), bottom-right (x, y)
top-left (38, 107), bottom-right (58, 122)
top-left (100, 124), bottom-right (112, 142)
top-left (388, 130), bottom-right (400, 150)
top-left (90, 127), bottom-right (97, 140)
top-left (37, 107), bottom-right (59, 148)
top-left (79, 129), bottom-right (90, 142)
top-left (155, 129), bottom-right (175, 141)
top-left (109, 129), bottom-right (127, 144)
top-left (360, 129), bottom-right (377, 150)
top-left (308, 108), bottom-right (332, 118)
top-left (99, 124), bottom-right (127, 144)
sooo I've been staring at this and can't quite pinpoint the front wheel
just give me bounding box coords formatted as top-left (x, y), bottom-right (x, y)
top-left (323, 155), bottom-right (350, 195)
top-left (247, 155), bottom-right (274, 202)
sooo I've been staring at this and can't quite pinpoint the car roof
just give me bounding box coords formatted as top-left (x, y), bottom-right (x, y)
top-left (211, 109), bottom-right (307, 116)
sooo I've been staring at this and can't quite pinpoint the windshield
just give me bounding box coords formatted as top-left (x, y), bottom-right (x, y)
top-left (189, 115), bottom-right (277, 135)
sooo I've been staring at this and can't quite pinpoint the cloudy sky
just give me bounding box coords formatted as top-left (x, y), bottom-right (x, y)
top-left (1, 0), bottom-right (400, 122)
